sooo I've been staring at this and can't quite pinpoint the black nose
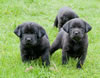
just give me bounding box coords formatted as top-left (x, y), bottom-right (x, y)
top-left (74, 32), bottom-right (80, 35)
top-left (26, 38), bottom-right (32, 42)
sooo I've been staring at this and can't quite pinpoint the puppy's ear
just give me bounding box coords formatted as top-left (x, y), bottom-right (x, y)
top-left (84, 21), bottom-right (92, 33)
top-left (14, 25), bottom-right (22, 37)
top-left (38, 27), bottom-right (46, 38)
top-left (53, 16), bottom-right (58, 27)
top-left (63, 21), bottom-right (70, 33)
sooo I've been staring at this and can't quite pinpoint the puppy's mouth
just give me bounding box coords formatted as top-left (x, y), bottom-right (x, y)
top-left (25, 42), bottom-right (33, 46)
top-left (72, 36), bottom-right (82, 42)
top-left (25, 41), bottom-right (37, 47)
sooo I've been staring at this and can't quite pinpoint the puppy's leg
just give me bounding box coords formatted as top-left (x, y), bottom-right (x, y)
top-left (21, 49), bottom-right (32, 63)
top-left (41, 49), bottom-right (50, 66)
top-left (50, 38), bottom-right (61, 55)
top-left (21, 54), bottom-right (30, 62)
top-left (62, 49), bottom-right (69, 65)
top-left (77, 52), bottom-right (87, 68)
top-left (50, 31), bottom-right (63, 55)
top-left (53, 16), bottom-right (58, 27)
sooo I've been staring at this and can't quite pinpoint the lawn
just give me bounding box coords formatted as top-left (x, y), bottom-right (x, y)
top-left (0, 0), bottom-right (100, 78)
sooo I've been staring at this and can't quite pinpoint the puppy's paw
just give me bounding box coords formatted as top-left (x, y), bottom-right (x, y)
top-left (62, 60), bottom-right (67, 65)
top-left (62, 57), bottom-right (68, 65)
top-left (77, 64), bottom-right (82, 69)
top-left (46, 61), bottom-right (50, 66)
top-left (42, 61), bottom-right (50, 66)
top-left (22, 59), bottom-right (31, 63)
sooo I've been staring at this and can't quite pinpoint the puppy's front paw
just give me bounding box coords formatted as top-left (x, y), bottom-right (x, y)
top-left (46, 61), bottom-right (50, 66)
top-left (62, 60), bottom-right (67, 65)
top-left (62, 56), bottom-right (68, 65)
top-left (77, 63), bottom-right (82, 69)
top-left (42, 61), bottom-right (50, 66)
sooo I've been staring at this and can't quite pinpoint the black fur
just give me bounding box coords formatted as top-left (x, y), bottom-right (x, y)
top-left (50, 18), bottom-right (92, 68)
top-left (14, 22), bottom-right (50, 66)
top-left (54, 7), bottom-right (79, 30)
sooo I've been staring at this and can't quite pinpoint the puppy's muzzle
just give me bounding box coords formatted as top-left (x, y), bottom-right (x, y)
top-left (72, 30), bottom-right (82, 41)
top-left (74, 31), bottom-right (80, 36)
top-left (25, 37), bottom-right (32, 43)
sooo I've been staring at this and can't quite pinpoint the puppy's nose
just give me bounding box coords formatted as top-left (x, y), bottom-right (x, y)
top-left (26, 38), bottom-right (32, 42)
top-left (74, 32), bottom-right (79, 35)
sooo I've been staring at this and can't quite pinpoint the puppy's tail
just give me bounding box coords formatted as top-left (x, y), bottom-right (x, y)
top-left (53, 16), bottom-right (58, 27)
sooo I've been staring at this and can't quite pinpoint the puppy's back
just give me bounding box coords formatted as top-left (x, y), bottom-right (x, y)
top-left (58, 6), bottom-right (79, 18)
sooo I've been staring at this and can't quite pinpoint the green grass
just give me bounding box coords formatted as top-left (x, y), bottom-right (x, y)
top-left (0, 0), bottom-right (100, 78)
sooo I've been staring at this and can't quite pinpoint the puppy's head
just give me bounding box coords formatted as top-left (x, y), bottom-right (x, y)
top-left (60, 12), bottom-right (79, 25)
top-left (14, 22), bottom-right (46, 46)
top-left (63, 18), bottom-right (92, 41)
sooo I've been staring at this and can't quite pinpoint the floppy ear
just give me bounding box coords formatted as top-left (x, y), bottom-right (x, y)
top-left (53, 16), bottom-right (58, 27)
top-left (38, 27), bottom-right (46, 38)
top-left (14, 25), bottom-right (22, 37)
top-left (63, 21), bottom-right (70, 33)
top-left (84, 21), bottom-right (92, 33)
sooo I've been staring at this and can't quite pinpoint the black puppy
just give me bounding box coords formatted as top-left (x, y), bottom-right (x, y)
top-left (54, 7), bottom-right (79, 30)
top-left (50, 18), bottom-right (92, 68)
top-left (14, 22), bottom-right (50, 66)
